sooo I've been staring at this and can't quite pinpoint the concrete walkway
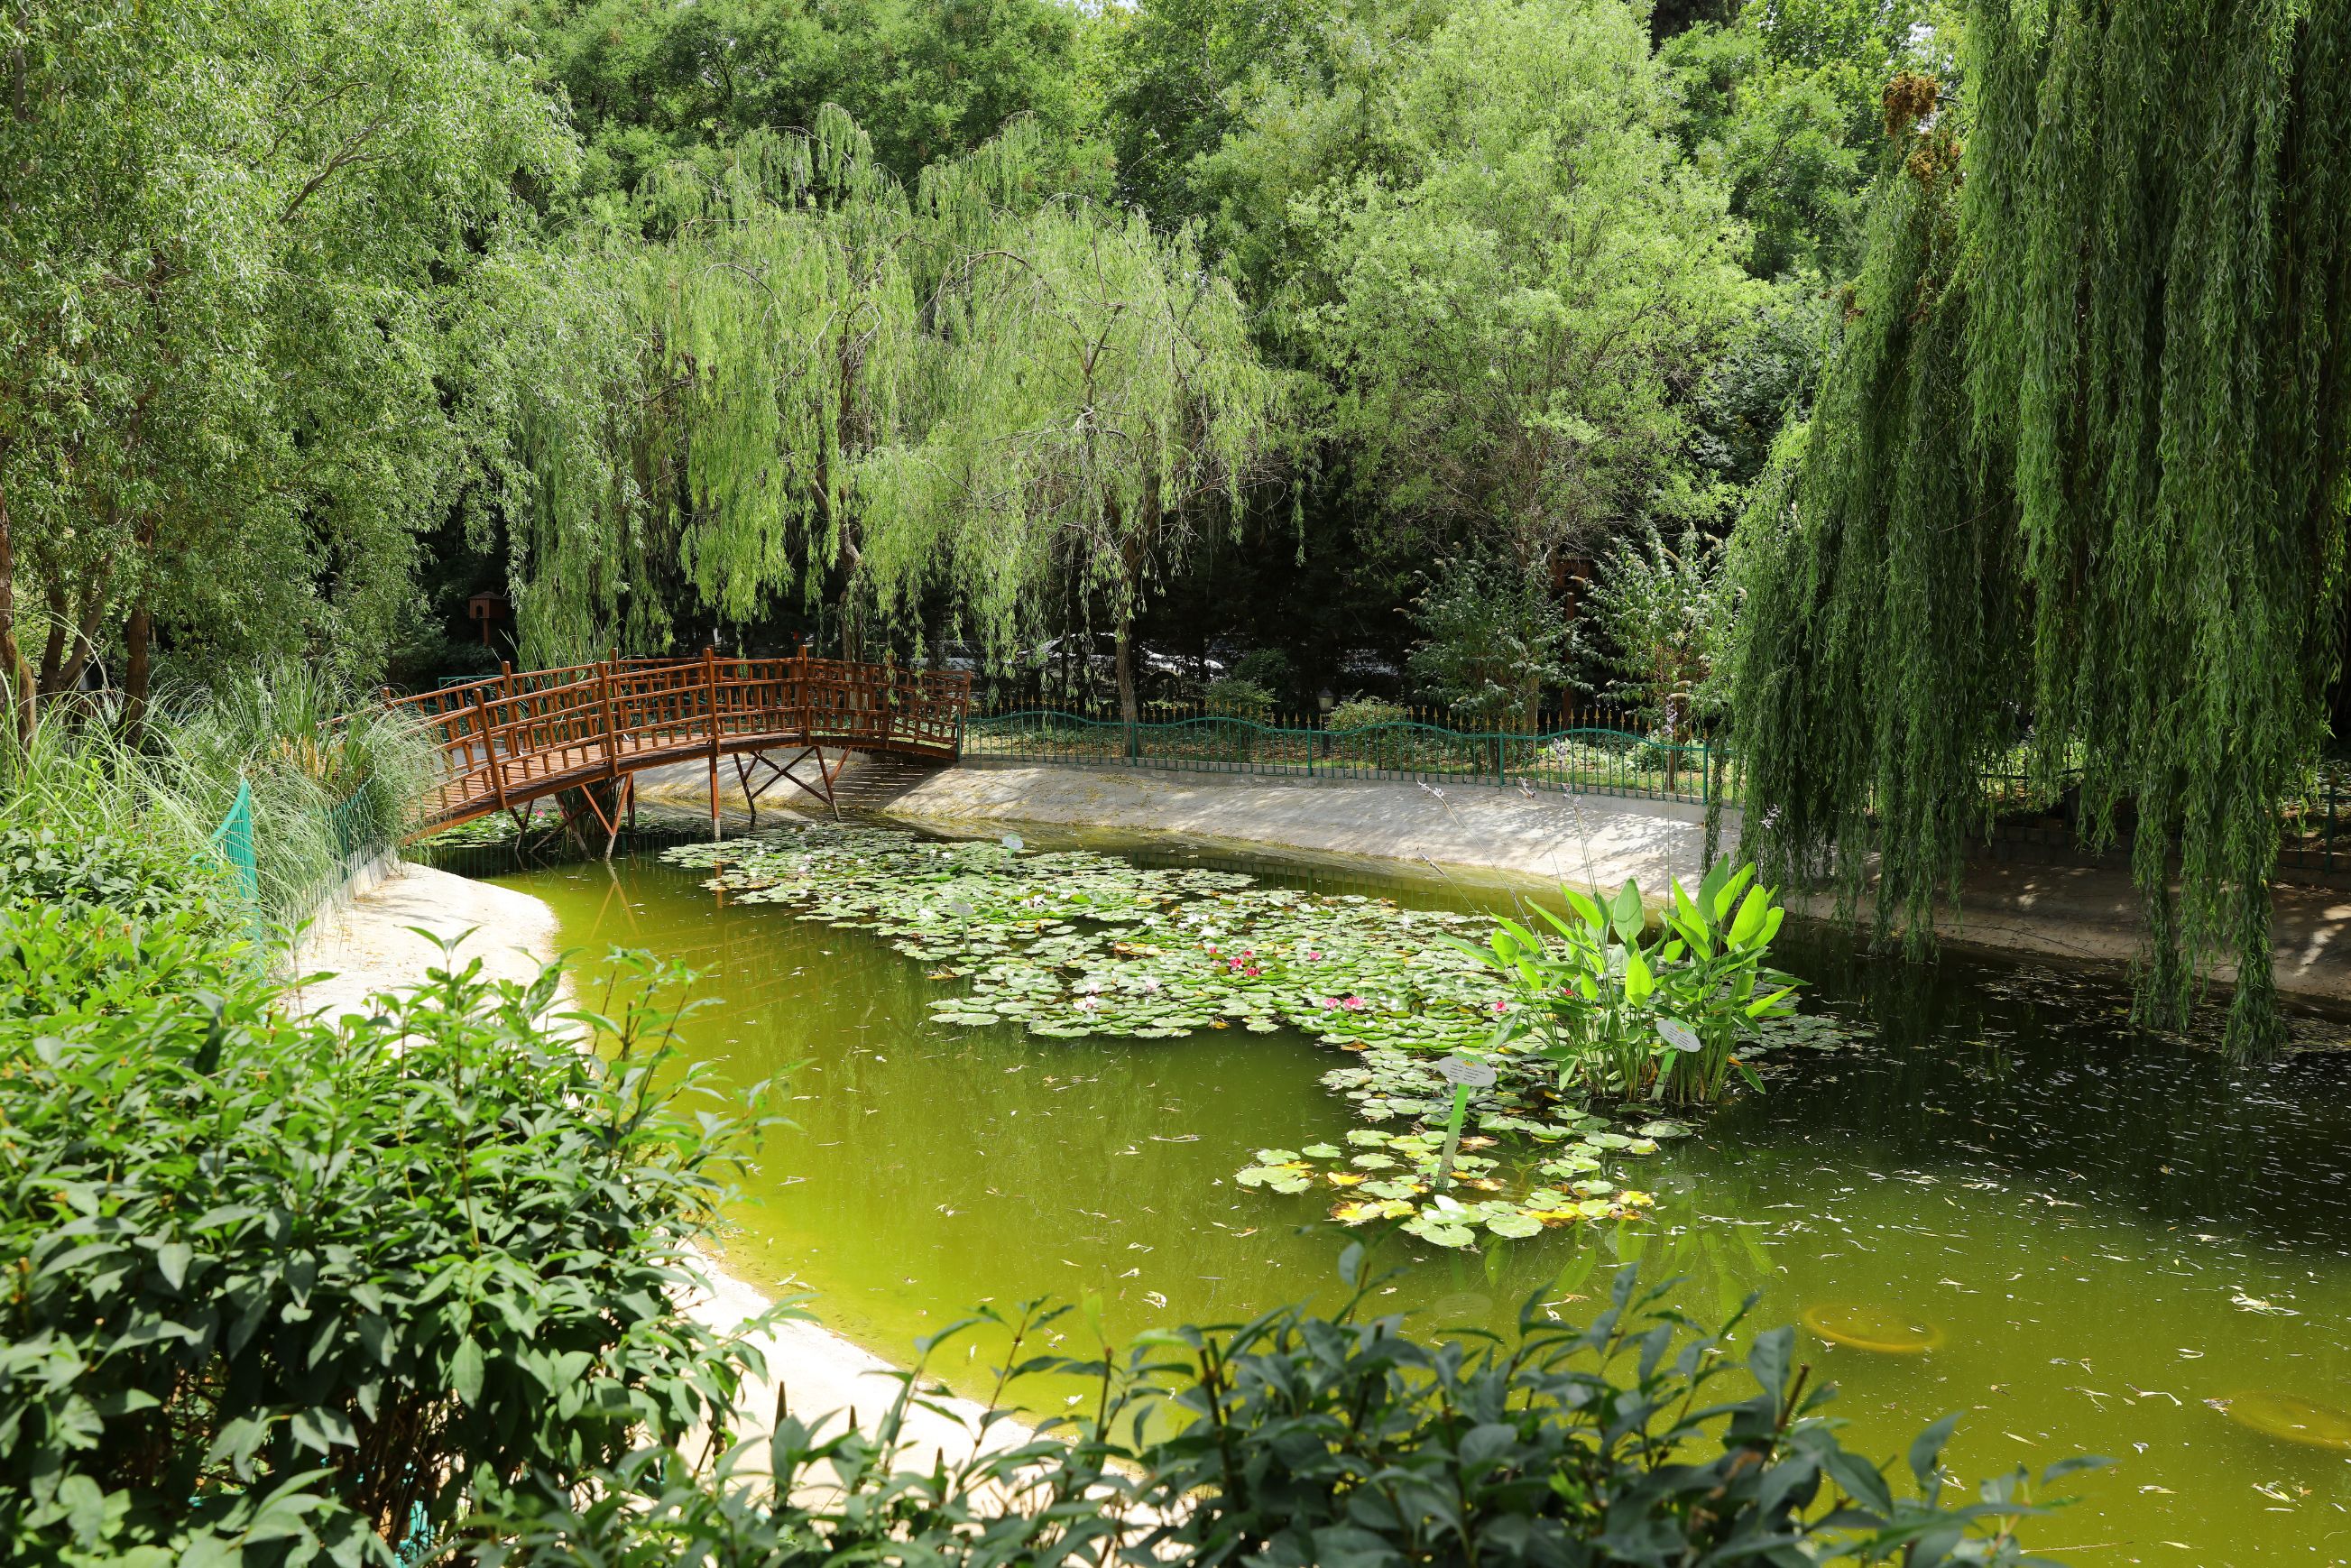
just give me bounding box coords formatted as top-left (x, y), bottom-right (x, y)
top-left (635, 755), bottom-right (2351, 1008)
top-left (292, 862), bottom-right (1034, 1477)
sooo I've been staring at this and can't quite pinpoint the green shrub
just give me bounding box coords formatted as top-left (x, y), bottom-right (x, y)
top-left (472, 1257), bottom-right (2091, 1566)
top-left (0, 908), bottom-right (781, 1565)
top-left (1203, 675), bottom-right (1277, 716)
top-left (1230, 647), bottom-right (1293, 696)
top-left (1326, 696), bottom-right (1408, 732)
top-left (0, 824), bottom-right (226, 924)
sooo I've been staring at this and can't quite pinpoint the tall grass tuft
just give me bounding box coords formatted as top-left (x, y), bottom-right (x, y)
top-left (0, 666), bottom-right (433, 934)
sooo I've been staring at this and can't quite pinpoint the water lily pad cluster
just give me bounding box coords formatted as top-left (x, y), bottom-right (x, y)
top-left (661, 825), bottom-right (1857, 1250)
top-left (664, 826), bottom-right (1510, 1051)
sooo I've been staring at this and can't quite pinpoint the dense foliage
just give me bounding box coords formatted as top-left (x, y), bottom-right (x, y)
top-left (0, 0), bottom-right (567, 725)
top-left (1733, 1), bottom-right (2351, 1054)
top-left (473, 1258), bottom-right (2090, 1566)
top-left (0, 901), bottom-right (779, 1564)
top-left (15, 0), bottom-right (2350, 1034)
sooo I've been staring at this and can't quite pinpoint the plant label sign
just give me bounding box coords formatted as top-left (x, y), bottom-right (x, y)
top-left (1656, 1019), bottom-right (1702, 1054)
top-left (1437, 1056), bottom-right (1498, 1088)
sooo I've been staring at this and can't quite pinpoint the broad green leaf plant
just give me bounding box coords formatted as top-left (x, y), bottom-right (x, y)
top-left (1459, 859), bottom-right (1799, 1104)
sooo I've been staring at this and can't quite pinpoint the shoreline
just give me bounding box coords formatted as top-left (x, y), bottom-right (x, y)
top-left (292, 861), bottom-right (1033, 1473)
top-left (631, 755), bottom-right (2351, 1008)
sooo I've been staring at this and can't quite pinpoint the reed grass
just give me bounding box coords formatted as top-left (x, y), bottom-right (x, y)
top-left (0, 666), bottom-right (434, 930)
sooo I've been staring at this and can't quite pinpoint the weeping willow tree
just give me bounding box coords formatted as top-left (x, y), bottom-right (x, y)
top-left (1736, 5), bottom-right (2351, 1056)
top-left (495, 110), bottom-right (1282, 678)
top-left (495, 107), bottom-right (922, 663)
top-left (859, 200), bottom-right (1288, 720)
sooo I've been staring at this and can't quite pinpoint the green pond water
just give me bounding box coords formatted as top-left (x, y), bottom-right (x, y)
top-left (494, 829), bottom-right (2351, 1565)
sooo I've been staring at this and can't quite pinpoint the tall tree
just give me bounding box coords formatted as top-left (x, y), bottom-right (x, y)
top-left (497, 0), bottom-right (1111, 199)
top-left (1734, 3), bottom-right (2351, 1056)
top-left (861, 198), bottom-right (1290, 721)
top-left (0, 0), bottom-right (567, 729)
top-left (1283, 0), bottom-right (1758, 569)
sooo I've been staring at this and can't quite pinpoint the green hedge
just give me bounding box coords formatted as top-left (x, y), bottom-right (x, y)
top-left (473, 1263), bottom-right (2093, 1567)
top-left (0, 901), bottom-right (782, 1565)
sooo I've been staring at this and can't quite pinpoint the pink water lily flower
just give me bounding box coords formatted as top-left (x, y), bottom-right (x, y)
top-left (1075, 997), bottom-right (1102, 1012)
top-left (1339, 994), bottom-right (1366, 1011)
top-left (1305, 949), bottom-right (1324, 961)
top-left (1490, 1000), bottom-right (1509, 1014)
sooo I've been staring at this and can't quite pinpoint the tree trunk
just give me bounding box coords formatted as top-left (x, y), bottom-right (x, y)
top-left (835, 538), bottom-right (862, 662)
top-left (47, 579), bottom-right (109, 698)
top-left (36, 582), bottom-right (66, 692)
top-left (1115, 614), bottom-right (1139, 727)
top-left (0, 496), bottom-right (32, 743)
top-left (122, 598), bottom-right (152, 745)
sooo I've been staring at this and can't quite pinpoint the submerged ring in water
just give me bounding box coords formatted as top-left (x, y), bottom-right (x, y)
top-left (1802, 1304), bottom-right (1946, 1355)
top-left (2217, 1390), bottom-right (2351, 1453)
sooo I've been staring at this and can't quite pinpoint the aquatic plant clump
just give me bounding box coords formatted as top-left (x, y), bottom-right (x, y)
top-left (663, 826), bottom-right (1859, 1247)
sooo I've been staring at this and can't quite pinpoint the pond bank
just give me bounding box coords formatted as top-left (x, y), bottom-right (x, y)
top-left (291, 861), bottom-right (1030, 1472)
top-left (640, 753), bottom-right (2351, 1006)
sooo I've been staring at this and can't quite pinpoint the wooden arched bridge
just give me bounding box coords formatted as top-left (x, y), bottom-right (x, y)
top-left (387, 652), bottom-right (970, 849)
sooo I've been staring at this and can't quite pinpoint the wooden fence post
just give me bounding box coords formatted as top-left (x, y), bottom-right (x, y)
top-left (705, 646), bottom-right (722, 843)
top-left (596, 659), bottom-right (621, 782)
top-left (472, 688), bottom-right (509, 816)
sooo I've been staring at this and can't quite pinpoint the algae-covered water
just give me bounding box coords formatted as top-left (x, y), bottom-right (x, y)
top-left (498, 830), bottom-right (2351, 1564)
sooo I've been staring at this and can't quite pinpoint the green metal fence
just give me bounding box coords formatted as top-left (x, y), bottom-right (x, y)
top-left (207, 779), bottom-right (396, 943)
top-left (960, 709), bottom-right (1737, 807)
top-left (207, 779), bottom-right (261, 906)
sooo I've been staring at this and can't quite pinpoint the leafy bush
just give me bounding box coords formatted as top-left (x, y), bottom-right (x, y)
top-left (1326, 696), bottom-right (1409, 732)
top-left (1572, 523), bottom-right (1733, 739)
top-left (471, 1256), bottom-right (2090, 1566)
top-left (1459, 859), bottom-right (1799, 1102)
top-left (1230, 647), bottom-right (1294, 696)
top-left (0, 824), bottom-right (226, 924)
top-left (1203, 675), bottom-right (1277, 716)
top-left (1407, 558), bottom-right (1566, 732)
top-left (0, 908), bottom-right (781, 1565)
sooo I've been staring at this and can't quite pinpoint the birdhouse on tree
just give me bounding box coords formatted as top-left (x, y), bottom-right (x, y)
top-left (466, 590), bottom-right (511, 647)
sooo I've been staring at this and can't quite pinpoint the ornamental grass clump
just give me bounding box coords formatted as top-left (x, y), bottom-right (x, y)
top-left (0, 908), bottom-right (784, 1566)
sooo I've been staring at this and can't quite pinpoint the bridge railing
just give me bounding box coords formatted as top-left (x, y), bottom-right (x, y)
top-left (383, 653), bottom-right (972, 829)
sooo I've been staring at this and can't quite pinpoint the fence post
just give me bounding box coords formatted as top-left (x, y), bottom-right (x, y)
top-left (705, 646), bottom-right (722, 843)
top-left (596, 659), bottom-right (621, 782)
top-left (472, 687), bottom-right (509, 816)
